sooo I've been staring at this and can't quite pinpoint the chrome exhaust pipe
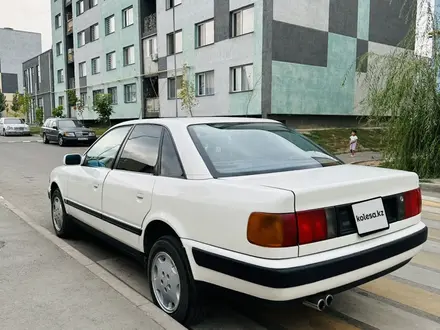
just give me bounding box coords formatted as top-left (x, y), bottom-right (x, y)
top-left (325, 294), bottom-right (334, 307)
top-left (302, 296), bottom-right (326, 311)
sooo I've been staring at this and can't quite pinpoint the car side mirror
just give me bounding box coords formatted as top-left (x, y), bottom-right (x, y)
top-left (63, 154), bottom-right (82, 166)
top-left (52, 126), bottom-right (58, 130)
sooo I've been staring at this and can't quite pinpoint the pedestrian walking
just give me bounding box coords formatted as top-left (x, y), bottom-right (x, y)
top-left (349, 130), bottom-right (358, 157)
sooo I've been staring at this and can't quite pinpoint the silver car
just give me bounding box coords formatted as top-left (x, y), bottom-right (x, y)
top-left (0, 117), bottom-right (31, 136)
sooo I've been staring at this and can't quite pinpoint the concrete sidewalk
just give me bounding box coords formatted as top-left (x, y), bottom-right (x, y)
top-left (0, 202), bottom-right (183, 330)
top-left (337, 151), bottom-right (382, 164)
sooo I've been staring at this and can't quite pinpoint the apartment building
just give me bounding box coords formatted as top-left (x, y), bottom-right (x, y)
top-left (0, 27), bottom-right (42, 94)
top-left (51, 0), bottom-right (144, 119)
top-left (23, 50), bottom-right (55, 121)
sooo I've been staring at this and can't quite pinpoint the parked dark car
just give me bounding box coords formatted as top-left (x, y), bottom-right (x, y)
top-left (41, 118), bottom-right (97, 146)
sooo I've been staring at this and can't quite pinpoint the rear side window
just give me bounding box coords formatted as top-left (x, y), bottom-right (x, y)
top-left (116, 124), bottom-right (162, 174)
top-left (160, 130), bottom-right (184, 178)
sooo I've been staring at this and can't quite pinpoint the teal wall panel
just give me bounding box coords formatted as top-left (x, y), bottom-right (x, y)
top-left (271, 33), bottom-right (357, 115)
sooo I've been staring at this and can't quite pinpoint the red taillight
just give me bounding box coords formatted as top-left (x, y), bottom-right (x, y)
top-left (404, 188), bottom-right (422, 218)
top-left (296, 209), bottom-right (328, 245)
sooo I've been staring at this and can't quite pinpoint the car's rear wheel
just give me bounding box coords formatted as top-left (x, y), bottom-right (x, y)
top-left (147, 236), bottom-right (205, 326)
top-left (51, 188), bottom-right (75, 238)
top-left (58, 135), bottom-right (64, 147)
top-left (43, 133), bottom-right (49, 144)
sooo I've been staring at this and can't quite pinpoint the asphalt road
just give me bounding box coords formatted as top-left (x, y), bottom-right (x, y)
top-left (1, 135), bottom-right (440, 330)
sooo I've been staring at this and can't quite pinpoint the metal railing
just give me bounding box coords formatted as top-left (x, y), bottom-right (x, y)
top-left (143, 13), bottom-right (157, 36)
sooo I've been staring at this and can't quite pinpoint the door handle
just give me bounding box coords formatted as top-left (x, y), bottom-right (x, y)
top-left (93, 183), bottom-right (99, 189)
top-left (136, 193), bottom-right (144, 200)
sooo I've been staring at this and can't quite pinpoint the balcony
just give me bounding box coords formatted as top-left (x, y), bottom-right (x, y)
top-left (67, 49), bottom-right (74, 64)
top-left (143, 13), bottom-right (157, 37)
top-left (68, 78), bottom-right (75, 89)
top-left (67, 19), bottom-right (73, 35)
top-left (145, 97), bottom-right (160, 114)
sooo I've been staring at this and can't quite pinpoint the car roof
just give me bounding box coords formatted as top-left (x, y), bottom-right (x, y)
top-left (112, 117), bottom-right (280, 129)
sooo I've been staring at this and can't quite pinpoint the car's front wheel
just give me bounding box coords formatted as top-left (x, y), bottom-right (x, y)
top-left (58, 135), bottom-right (64, 147)
top-left (3, 129), bottom-right (7, 136)
top-left (147, 236), bottom-right (205, 326)
top-left (51, 188), bottom-right (75, 238)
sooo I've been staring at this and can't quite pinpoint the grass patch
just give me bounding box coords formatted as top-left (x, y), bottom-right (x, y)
top-left (302, 128), bottom-right (384, 154)
top-left (30, 126), bottom-right (40, 135)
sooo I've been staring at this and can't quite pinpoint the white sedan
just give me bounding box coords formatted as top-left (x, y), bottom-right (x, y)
top-left (0, 117), bottom-right (31, 136)
top-left (48, 117), bottom-right (427, 326)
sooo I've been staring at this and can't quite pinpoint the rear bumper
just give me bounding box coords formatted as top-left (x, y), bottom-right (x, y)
top-left (185, 223), bottom-right (427, 301)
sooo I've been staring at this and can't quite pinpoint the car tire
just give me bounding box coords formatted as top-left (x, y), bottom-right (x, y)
top-left (58, 135), bottom-right (64, 147)
top-left (43, 133), bottom-right (49, 144)
top-left (147, 235), bottom-right (205, 326)
top-left (51, 188), bottom-right (75, 238)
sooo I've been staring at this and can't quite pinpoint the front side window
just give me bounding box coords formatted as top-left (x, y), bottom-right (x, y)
top-left (188, 123), bottom-right (341, 178)
top-left (166, 30), bottom-right (182, 55)
top-left (78, 30), bottom-right (86, 47)
top-left (116, 124), bottom-right (162, 174)
top-left (230, 64), bottom-right (253, 92)
top-left (105, 15), bottom-right (115, 35)
top-left (91, 57), bottom-right (100, 74)
top-left (107, 51), bottom-right (116, 70)
top-left (196, 71), bottom-right (214, 96)
top-left (196, 20), bottom-right (214, 47)
top-left (160, 129), bottom-right (184, 178)
top-left (232, 6), bottom-right (254, 37)
top-left (122, 6), bottom-right (134, 28)
top-left (167, 76), bottom-right (183, 99)
top-left (79, 61), bottom-right (87, 77)
top-left (124, 84), bottom-right (137, 103)
top-left (123, 45), bottom-right (135, 66)
top-left (84, 126), bottom-right (132, 168)
top-left (91, 24), bottom-right (99, 41)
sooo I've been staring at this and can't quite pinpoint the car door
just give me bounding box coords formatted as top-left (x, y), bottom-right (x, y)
top-left (64, 125), bottom-right (133, 229)
top-left (47, 119), bottom-right (59, 141)
top-left (100, 124), bottom-right (162, 248)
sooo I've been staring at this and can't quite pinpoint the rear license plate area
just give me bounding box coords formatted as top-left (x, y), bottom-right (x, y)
top-left (352, 198), bottom-right (389, 236)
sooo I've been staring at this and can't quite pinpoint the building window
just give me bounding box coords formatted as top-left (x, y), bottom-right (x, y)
top-left (56, 42), bottom-right (63, 56)
top-left (230, 64), bottom-right (253, 92)
top-left (93, 89), bottom-right (104, 103)
top-left (37, 65), bottom-right (41, 85)
top-left (196, 71), bottom-right (214, 96)
top-left (108, 87), bottom-right (118, 104)
top-left (124, 84), bottom-right (136, 103)
top-left (55, 14), bottom-right (61, 29)
top-left (144, 36), bottom-right (157, 57)
top-left (167, 76), bottom-right (183, 99)
top-left (166, 0), bottom-right (182, 10)
top-left (79, 62), bottom-right (87, 77)
top-left (166, 30), bottom-right (182, 55)
top-left (122, 6), bottom-right (134, 28)
top-left (196, 20), bottom-right (214, 47)
top-left (57, 69), bottom-right (64, 83)
top-left (90, 0), bottom-right (98, 8)
top-left (105, 15), bottom-right (115, 35)
top-left (38, 97), bottom-right (43, 108)
top-left (76, 0), bottom-right (85, 15)
top-left (78, 30), bottom-right (86, 47)
top-left (123, 45), bottom-right (135, 66)
top-left (106, 51), bottom-right (116, 71)
top-left (91, 24), bottom-right (99, 41)
top-left (232, 6), bottom-right (254, 37)
top-left (80, 92), bottom-right (87, 106)
top-left (91, 57), bottom-right (100, 74)
top-left (58, 96), bottom-right (64, 107)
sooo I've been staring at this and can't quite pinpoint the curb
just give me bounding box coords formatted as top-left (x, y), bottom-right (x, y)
top-left (420, 183), bottom-right (440, 194)
top-left (0, 196), bottom-right (187, 330)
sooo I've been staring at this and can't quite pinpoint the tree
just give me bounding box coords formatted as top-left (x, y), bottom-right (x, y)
top-left (178, 63), bottom-right (198, 117)
top-left (93, 93), bottom-right (113, 126)
top-left (359, 0), bottom-right (439, 177)
top-left (18, 91), bottom-right (32, 122)
top-left (67, 89), bottom-right (78, 108)
top-left (52, 105), bottom-right (64, 118)
top-left (35, 108), bottom-right (44, 126)
top-left (0, 90), bottom-right (6, 113)
top-left (11, 92), bottom-right (20, 113)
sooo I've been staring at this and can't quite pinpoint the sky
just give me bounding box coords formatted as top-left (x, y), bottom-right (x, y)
top-left (0, 0), bottom-right (52, 51)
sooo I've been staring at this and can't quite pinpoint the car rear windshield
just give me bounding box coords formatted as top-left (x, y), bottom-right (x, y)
top-left (58, 120), bottom-right (82, 128)
top-left (4, 119), bottom-right (22, 125)
top-left (188, 122), bottom-right (342, 178)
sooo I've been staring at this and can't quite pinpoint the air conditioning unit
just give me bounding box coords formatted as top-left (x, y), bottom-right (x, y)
top-left (151, 53), bottom-right (159, 62)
